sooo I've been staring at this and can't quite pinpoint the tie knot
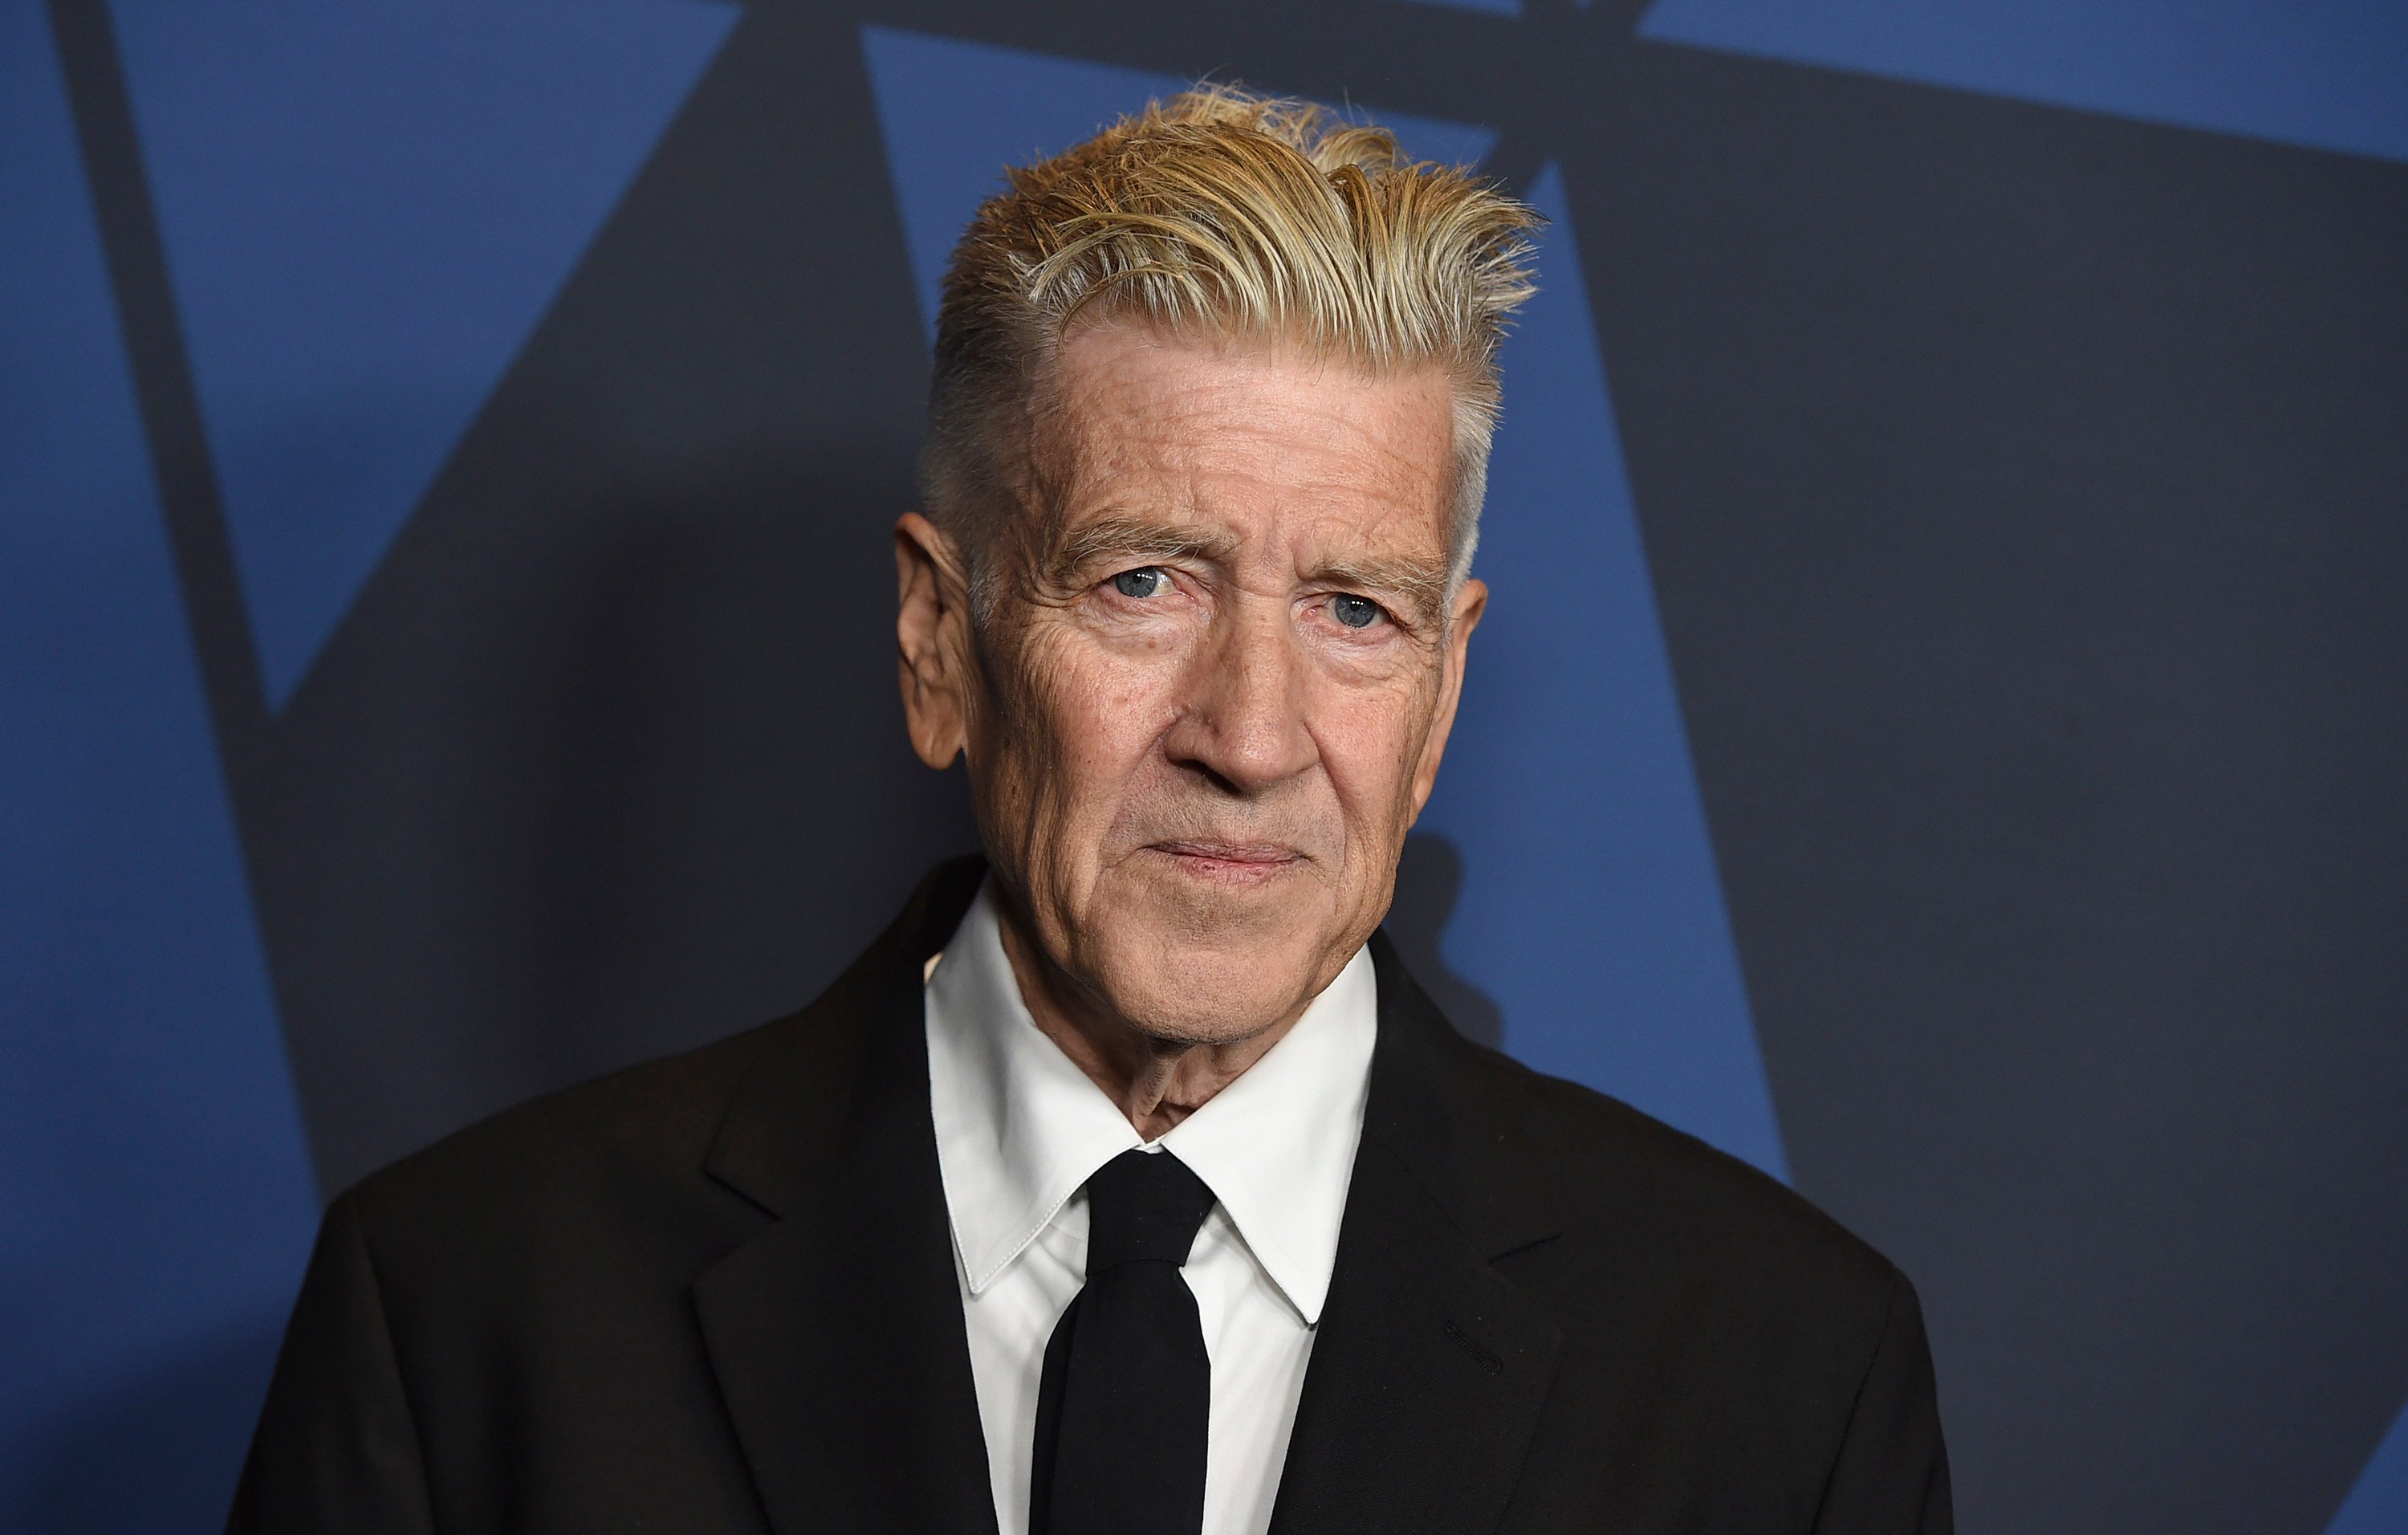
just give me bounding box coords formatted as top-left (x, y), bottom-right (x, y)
top-left (1083, 1149), bottom-right (1216, 1272)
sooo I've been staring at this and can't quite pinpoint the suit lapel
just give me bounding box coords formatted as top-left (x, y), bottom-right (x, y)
top-left (692, 859), bottom-right (999, 1535)
top-left (1268, 936), bottom-right (1564, 1535)
top-left (684, 871), bottom-right (1560, 1535)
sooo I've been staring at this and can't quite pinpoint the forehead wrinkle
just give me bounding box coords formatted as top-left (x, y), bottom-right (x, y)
top-left (1063, 411), bottom-right (1450, 552)
top-left (1056, 326), bottom-right (1446, 470)
top-left (1031, 326), bottom-right (1458, 589)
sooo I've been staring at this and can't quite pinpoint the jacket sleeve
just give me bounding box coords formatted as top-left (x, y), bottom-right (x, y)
top-left (227, 1193), bottom-right (438, 1535)
top-left (1812, 1268), bottom-right (1954, 1534)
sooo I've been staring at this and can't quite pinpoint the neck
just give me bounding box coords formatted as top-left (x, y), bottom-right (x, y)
top-left (990, 896), bottom-right (1303, 1141)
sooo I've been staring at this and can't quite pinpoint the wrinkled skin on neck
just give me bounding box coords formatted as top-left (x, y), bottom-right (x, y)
top-left (896, 322), bottom-right (1486, 1138)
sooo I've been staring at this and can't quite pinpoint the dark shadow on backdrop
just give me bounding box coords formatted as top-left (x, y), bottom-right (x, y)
top-left (1386, 832), bottom-right (1505, 1049)
top-left (211, 2), bottom-right (982, 1195)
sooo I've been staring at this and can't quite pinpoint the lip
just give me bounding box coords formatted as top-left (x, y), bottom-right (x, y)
top-left (1148, 840), bottom-right (1305, 880)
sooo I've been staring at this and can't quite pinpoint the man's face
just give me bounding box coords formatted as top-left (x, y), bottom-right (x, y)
top-left (903, 322), bottom-right (1486, 1044)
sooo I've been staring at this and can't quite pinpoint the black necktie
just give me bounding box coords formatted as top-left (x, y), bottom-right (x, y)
top-left (1030, 1147), bottom-right (1218, 1535)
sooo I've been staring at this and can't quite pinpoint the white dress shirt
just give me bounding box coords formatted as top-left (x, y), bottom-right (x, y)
top-left (925, 880), bottom-right (1377, 1535)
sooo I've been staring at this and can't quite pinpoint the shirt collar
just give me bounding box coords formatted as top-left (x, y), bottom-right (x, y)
top-left (925, 878), bottom-right (1376, 1325)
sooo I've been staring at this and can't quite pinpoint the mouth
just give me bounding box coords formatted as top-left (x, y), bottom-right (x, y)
top-left (1147, 839), bottom-right (1307, 885)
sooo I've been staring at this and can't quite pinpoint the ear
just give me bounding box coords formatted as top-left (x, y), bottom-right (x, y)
top-left (895, 511), bottom-right (977, 769)
top-left (1406, 576), bottom-right (1487, 820)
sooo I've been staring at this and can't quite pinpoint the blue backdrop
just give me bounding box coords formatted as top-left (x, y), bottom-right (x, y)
top-left (6, 0), bottom-right (2405, 1528)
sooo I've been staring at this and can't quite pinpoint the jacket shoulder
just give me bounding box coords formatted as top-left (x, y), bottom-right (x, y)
top-left (336, 855), bottom-right (979, 1299)
top-left (1423, 1032), bottom-right (1949, 1527)
top-left (335, 1006), bottom-right (836, 1297)
top-left (1436, 1026), bottom-right (1906, 1307)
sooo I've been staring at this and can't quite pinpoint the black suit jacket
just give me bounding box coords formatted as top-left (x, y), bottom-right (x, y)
top-left (231, 857), bottom-right (1950, 1533)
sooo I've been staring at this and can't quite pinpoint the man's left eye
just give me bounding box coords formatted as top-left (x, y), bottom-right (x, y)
top-left (1330, 594), bottom-right (1385, 630)
top-left (1112, 567), bottom-right (1172, 599)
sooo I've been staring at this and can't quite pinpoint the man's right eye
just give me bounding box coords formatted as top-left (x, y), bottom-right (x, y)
top-left (1111, 567), bottom-right (1172, 599)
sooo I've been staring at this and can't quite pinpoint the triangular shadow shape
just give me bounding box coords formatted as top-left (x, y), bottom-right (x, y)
top-left (1417, 163), bottom-right (1788, 1177)
top-left (113, 0), bottom-right (740, 706)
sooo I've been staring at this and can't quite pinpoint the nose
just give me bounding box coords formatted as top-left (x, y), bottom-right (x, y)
top-left (1163, 596), bottom-right (1319, 795)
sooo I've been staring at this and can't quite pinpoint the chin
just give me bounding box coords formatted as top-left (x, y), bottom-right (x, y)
top-left (1094, 900), bottom-right (1345, 1044)
top-left (1118, 965), bottom-right (1315, 1044)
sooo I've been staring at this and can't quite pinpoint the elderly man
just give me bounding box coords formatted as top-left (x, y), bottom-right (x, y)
top-left (233, 89), bottom-right (1949, 1535)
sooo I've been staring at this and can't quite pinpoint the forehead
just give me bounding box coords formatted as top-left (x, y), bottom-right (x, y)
top-left (1038, 323), bottom-right (1457, 557)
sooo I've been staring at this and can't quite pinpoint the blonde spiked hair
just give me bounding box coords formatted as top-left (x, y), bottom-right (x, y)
top-left (921, 84), bottom-right (1540, 613)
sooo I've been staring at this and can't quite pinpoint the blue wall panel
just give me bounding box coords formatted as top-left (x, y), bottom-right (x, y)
top-left (0, 5), bottom-right (318, 1525)
top-left (1640, 0), bottom-right (2408, 165)
top-left (109, 0), bottom-right (738, 706)
top-left (2329, 1397), bottom-right (2408, 1535)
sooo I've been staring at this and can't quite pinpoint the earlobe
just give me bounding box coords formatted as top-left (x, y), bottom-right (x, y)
top-left (895, 511), bottom-right (971, 770)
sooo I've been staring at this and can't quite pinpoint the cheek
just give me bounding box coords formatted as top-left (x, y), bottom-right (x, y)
top-left (1309, 670), bottom-right (1438, 833)
top-left (1013, 621), bottom-right (1189, 820)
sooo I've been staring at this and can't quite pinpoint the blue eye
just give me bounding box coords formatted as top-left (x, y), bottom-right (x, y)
top-left (1331, 594), bottom-right (1383, 629)
top-left (1112, 567), bottom-right (1171, 599)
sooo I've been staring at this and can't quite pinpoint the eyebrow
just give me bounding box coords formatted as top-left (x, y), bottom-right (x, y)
top-left (1042, 514), bottom-right (1241, 583)
top-left (1308, 554), bottom-right (1450, 621)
